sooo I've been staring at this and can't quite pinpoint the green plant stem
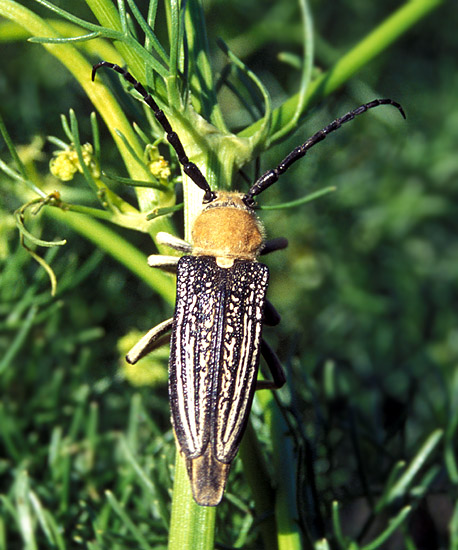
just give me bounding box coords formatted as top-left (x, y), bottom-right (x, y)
top-left (256, 391), bottom-right (303, 550)
top-left (240, 0), bottom-right (444, 141)
top-left (168, 454), bottom-right (216, 550)
top-left (239, 423), bottom-right (279, 550)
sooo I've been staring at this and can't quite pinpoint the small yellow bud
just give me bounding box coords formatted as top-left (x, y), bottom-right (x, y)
top-left (145, 144), bottom-right (171, 182)
top-left (50, 143), bottom-right (99, 181)
top-left (149, 157), bottom-right (171, 180)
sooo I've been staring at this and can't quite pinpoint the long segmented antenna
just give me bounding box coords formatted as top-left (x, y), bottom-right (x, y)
top-left (92, 62), bottom-right (216, 203)
top-left (243, 99), bottom-right (406, 208)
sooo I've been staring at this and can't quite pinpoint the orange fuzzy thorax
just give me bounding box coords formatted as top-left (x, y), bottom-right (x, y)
top-left (191, 192), bottom-right (265, 267)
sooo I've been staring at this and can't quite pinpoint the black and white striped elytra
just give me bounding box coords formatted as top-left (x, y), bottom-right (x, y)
top-left (92, 60), bottom-right (405, 507)
top-left (170, 257), bottom-right (268, 504)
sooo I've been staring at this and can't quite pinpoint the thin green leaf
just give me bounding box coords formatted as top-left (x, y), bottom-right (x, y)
top-left (217, 38), bottom-right (272, 145)
top-left (0, 114), bottom-right (46, 198)
top-left (69, 109), bottom-right (100, 195)
top-left (133, 121), bottom-right (152, 144)
top-left (0, 306), bottom-right (38, 376)
top-left (377, 429), bottom-right (443, 510)
top-left (28, 491), bottom-right (56, 546)
top-left (332, 501), bottom-right (347, 550)
top-left (119, 435), bottom-right (158, 496)
top-left (383, 460), bottom-right (407, 495)
top-left (102, 172), bottom-right (169, 192)
top-left (146, 0), bottom-right (160, 39)
top-left (47, 135), bottom-right (70, 149)
top-left (445, 392), bottom-right (458, 482)
top-left (14, 470), bottom-right (37, 550)
top-left (24, 246), bottom-right (59, 296)
top-left (184, 1), bottom-right (226, 130)
top-left (450, 501), bottom-right (458, 550)
top-left (60, 113), bottom-right (73, 142)
top-left (32, 0), bottom-right (121, 38)
top-left (410, 465), bottom-right (441, 499)
top-left (314, 540), bottom-right (331, 550)
top-left (270, 0), bottom-right (314, 143)
top-left (361, 506), bottom-right (411, 550)
top-left (117, 0), bottom-right (128, 34)
top-left (90, 112), bottom-right (101, 165)
top-left (27, 31), bottom-right (101, 43)
top-left (115, 128), bottom-right (148, 170)
top-left (217, 67), bottom-right (260, 123)
top-left (105, 490), bottom-right (154, 550)
top-left (278, 52), bottom-right (303, 70)
top-left (0, 112), bottom-right (26, 179)
top-left (145, 203), bottom-right (183, 220)
top-left (126, 0), bottom-right (168, 64)
top-left (0, 159), bottom-right (45, 198)
top-left (258, 186), bottom-right (336, 210)
top-left (168, 0), bottom-right (180, 78)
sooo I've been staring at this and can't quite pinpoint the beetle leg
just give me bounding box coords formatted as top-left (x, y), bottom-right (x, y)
top-left (260, 237), bottom-right (288, 256)
top-left (256, 339), bottom-right (286, 390)
top-left (126, 317), bottom-right (174, 364)
top-left (147, 255), bottom-right (180, 273)
top-left (156, 231), bottom-right (192, 253)
top-left (263, 300), bottom-right (281, 326)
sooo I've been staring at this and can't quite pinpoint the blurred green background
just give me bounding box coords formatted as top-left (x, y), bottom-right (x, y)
top-left (0, 0), bottom-right (456, 548)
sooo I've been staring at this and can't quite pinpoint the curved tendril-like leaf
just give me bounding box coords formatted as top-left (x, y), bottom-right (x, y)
top-left (15, 194), bottom-right (67, 248)
top-left (15, 193), bottom-right (67, 296)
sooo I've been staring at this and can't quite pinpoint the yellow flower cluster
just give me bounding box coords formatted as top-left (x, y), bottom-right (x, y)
top-left (50, 143), bottom-right (98, 181)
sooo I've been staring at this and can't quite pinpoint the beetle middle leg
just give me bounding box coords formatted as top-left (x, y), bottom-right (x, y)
top-left (260, 237), bottom-right (288, 256)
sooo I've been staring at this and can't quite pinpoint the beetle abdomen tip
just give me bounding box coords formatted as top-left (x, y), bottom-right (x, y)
top-left (186, 448), bottom-right (231, 507)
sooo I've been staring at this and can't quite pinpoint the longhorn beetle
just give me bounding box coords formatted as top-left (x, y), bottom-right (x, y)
top-left (92, 61), bottom-right (405, 507)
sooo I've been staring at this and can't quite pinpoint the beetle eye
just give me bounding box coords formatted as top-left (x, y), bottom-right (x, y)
top-left (203, 190), bottom-right (217, 204)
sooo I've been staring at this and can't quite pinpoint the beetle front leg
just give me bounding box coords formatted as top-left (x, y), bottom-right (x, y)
top-left (256, 339), bottom-right (286, 390)
top-left (156, 232), bottom-right (192, 253)
top-left (126, 317), bottom-right (174, 364)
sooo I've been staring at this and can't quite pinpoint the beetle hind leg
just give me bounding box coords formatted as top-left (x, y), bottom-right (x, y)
top-left (126, 317), bottom-right (173, 364)
top-left (256, 339), bottom-right (286, 390)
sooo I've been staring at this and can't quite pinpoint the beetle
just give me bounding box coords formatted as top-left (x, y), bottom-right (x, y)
top-left (92, 61), bottom-right (405, 506)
